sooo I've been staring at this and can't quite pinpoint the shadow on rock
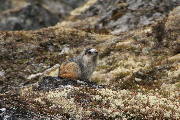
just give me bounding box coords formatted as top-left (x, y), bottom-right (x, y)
top-left (38, 76), bottom-right (104, 91)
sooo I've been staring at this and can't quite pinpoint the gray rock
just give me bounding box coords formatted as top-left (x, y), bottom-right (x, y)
top-left (0, 71), bottom-right (5, 77)
top-left (77, 0), bottom-right (179, 34)
top-left (0, 4), bottom-right (59, 30)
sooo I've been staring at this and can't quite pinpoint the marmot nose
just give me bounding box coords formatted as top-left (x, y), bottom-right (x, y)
top-left (94, 51), bottom-right (98, 55)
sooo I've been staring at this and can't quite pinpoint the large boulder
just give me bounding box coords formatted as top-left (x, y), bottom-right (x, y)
top-left (0, 3), bottom-right (59, 30)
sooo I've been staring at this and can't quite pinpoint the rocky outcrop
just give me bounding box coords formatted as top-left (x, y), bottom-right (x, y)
top-left (0, 0), bottom-right (12, 11)
top-left (59, 0), bottom-right (179, 34)
top-left (0, 0), bottom-right (88, 30)
top-left (0, 4), bottom-right (59, 30)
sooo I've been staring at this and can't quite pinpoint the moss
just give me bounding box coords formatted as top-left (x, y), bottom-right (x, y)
top-left (99, 48), bottom-right (112, 59)
top-left (114, 71), bottom-right (130, 80)
top-left (16, 59), bottom-right (29, 64)
top-left (119, 78), bottom-right (139, 90)
top-left (92, 77), bottom-right (102, 84)
top-left (97, 65), bottom-right (110, 70)
top-left (175, 82), bottom-right (180, 88)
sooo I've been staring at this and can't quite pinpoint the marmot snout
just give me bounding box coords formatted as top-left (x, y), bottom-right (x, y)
top-left (59, 48), bottom-right (98, 81)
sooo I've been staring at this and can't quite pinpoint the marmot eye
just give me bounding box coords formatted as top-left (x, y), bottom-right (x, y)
top-left (87, 51), bottom-right (92, 54)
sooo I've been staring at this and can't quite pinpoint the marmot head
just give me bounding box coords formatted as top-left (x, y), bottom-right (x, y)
top-left (85, 48), bottom-right (98, 56)
top-left (81, 48), bottom-right (98, 64)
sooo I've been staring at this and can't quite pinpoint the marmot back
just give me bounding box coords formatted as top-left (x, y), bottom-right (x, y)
top-left (59, 48), bottom-right (98, 81)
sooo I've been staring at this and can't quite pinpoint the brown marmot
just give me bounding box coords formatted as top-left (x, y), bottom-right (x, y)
top-left (59, 48), bottom-right (98, 81)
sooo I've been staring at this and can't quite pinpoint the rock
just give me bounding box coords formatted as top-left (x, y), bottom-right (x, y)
top-left (0, 71), bottom-right (5, 77)
top-left (0, 106), bottom-right (53, 120)
top-left (0, 0), bottom-right (11, 11)
top-left (135, 77), bottom-right (142, 82)
top-left (0, 0), bottom-right (88, 31)
top-left (59, 0), bottom-right (179, 34)
top-left (27, 64), bottom-right (60, 80)
top-left (0, 3), bottom-right (59, 30)
top-left (42, 0), bottom-right (88, 16)
top-left (59, 45), bottom-right (71, 55)
top-left (37, 76), bottom-right (103, 91)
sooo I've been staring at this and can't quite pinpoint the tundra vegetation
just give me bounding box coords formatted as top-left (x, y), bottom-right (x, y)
top-left (0, 0), bottom-right (179, 119)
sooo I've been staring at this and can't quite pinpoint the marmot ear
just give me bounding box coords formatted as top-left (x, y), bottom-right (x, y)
top-left (84, 48), bottom-right (91, 55)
